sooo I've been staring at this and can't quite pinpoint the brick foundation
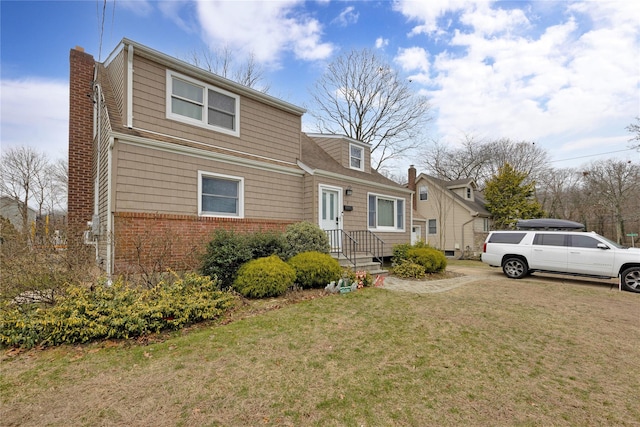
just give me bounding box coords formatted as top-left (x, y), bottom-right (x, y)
top-left (113, 212), bottom-right (293, 273)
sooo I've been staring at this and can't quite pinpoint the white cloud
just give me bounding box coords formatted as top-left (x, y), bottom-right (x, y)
top-left (332, 6), bottom-right (359, 27)
top-left (394, 47), bottom-right (431, 84)
top-left (0, 78), bottom-right (69, 161)
top-left (393, 0), bottom-right (489, 36)
top-left (118, 0), bottom-right (155, 17)
top-left (194, 0), bottom-right (333, 66)
top-left (395, 1), bottom-right (640, 165)
top-left (375, 37), bottom-right (389, 49)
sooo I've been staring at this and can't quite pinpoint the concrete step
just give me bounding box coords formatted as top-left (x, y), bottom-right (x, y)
top-left (331, 253), bottom-right (387, 275)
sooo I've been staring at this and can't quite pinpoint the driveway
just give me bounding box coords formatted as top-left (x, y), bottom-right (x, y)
top-left (382, 263), bottom-right (622, 294)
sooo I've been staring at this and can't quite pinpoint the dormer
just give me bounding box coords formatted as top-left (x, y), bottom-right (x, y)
top-left (447, 180), bottom-right (476, 202)
top-left (306, 134), bottom-right (372, 174)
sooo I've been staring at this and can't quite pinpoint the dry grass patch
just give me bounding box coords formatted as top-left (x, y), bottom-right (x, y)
top-left (2, 277), bottom-right (639, 426)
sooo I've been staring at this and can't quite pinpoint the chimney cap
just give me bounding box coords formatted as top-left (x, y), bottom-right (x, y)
top-left (74, 46), bottom-right (85, 52)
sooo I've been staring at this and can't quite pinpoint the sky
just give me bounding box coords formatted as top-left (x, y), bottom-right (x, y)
top-left (1, 0), bottom-right (639, 176)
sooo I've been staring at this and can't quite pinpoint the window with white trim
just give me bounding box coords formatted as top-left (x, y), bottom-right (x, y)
top-left (198, 171), bottom-right (244, 217)
top-left (349, 144), bottom-right (364, 171)
top-left (167, 71), bottom-right (239, 136)
top-left (419, 185), bottom-right (428, 201)
top-left (368, 194), bottom-right (404, 231)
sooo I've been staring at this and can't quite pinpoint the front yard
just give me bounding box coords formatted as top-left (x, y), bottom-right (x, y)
top-left (2, 270), bottom-right (639, 426)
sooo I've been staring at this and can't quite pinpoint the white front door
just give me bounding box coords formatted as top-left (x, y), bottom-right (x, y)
top-left (320, 187), bottom-right (341, 250)
top-left (412, 226), bottom-right (421, 244)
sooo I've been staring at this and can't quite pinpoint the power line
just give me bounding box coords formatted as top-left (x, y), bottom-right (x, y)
top-left (551, 146), bottom-right (638, 163)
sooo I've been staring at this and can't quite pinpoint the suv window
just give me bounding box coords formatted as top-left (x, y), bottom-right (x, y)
top-left (570, 235), bottom-right (601, 248)
top-left (488, 232), bottom-right (526, 244)
top-left (533, 233), bottom-right (567, 246)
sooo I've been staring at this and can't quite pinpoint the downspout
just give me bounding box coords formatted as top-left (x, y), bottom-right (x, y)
top-left (410, 193), bottom-right (414, 242)
top-left (92, 75), bottom-right (102, 263)
top-left (106, 136), bottom-right (114, 284)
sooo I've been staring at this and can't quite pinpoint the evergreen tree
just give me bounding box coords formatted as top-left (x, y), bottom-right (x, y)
top-left (485, 163), bottom-right (545, 229)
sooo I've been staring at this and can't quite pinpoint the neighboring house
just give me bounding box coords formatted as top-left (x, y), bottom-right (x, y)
top-left (0, 196), bottom-right (37, 232)
top-left (68, 39), bottom-right (412, 276)
top-left (408, 166), bottom-right (491, 258)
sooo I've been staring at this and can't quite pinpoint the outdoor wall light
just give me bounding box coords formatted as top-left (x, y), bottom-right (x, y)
top-left (345, 187), bottom-right (353, 196)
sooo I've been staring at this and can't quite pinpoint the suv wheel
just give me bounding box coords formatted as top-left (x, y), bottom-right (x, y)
top-left (621, 267), bottom-right (640, 293)
top-left (502, 257), bottom-right (528, 279)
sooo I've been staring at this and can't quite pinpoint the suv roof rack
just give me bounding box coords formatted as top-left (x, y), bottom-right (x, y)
top-left (515, 219), bottom-right (585, 230)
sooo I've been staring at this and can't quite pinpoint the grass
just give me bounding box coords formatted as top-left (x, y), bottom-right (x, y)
top-left (2, 271), bottom-right (640, 426)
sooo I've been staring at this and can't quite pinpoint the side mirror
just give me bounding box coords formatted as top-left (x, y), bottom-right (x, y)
top-left (597, 243), bottom-right (609, 250)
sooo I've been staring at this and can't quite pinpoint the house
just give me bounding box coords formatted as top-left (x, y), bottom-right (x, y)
top-left (0, 196), bottom-right (37, 233)
top-left (67, 38), bottom-right (412, 277)
top-left (408, 166), bottom-right (491, 258)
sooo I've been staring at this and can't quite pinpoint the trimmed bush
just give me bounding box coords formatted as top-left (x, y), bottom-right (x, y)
top-left (288, 251), bottom-right (342, 289)
top-left (281, 222), bottom-right (330, 259)
top-left (0, 274), bottom-right (236, 348)
top-left (406, 247), bottom-right (447, 273)
top-left (247, 230), bottom-right (286, 259)
top-left (392, 260), bottom-right (427, 279)
top-left (392, 243), bottom-right (412, 266)
top-left (200, 229), bottom-right (252, 289)
top-left (233, 255), bottom-right (296, 298)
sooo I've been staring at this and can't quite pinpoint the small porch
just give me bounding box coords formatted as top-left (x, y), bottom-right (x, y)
top-left (325, 229), bottom-right (387, 275)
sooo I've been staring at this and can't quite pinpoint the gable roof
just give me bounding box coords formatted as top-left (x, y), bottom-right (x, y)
top-left (416, 174), bottom-right (490, 217)
top-left (299, 134), bottom-right (412, 194)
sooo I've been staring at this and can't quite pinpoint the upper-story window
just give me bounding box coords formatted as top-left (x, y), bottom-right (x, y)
top-left (349, 144), bottom-right (364, 171)
top-left (167, 71), bottom-right (240, 137)
top-left (419, 185), bottom-right (428, 201)
top-left (466, 187), bottom-right (472, 199)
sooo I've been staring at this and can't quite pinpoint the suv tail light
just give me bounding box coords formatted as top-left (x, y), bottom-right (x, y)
top-left (483, 242), bottom-right (487, 253)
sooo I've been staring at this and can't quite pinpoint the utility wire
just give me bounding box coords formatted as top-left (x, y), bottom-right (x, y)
top-left (550, 146), bottom-right (639, 163)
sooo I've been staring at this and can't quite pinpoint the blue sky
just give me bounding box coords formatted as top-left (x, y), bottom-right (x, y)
top-left (1, 0), bottom-right (639, 175)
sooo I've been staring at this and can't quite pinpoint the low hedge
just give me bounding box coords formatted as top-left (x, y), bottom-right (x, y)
top-left (0, 273), bottom-right (236, 349)
top-left (288, 251), bottom-right (342, 289)
top-left (233, 255), bottom-right (296, 298)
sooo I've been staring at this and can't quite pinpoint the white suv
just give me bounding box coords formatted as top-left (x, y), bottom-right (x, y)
top-left (481, 228), bottom-right (640, 293)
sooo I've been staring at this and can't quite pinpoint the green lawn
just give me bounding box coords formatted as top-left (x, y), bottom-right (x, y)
top-left (2, 275), bottom-right (639, 426)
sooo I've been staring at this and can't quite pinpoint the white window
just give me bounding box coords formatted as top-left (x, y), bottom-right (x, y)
top-left (428, 219), bottom-right (437, 234)
top-left (349, 144), bottom-right (364, 171)
top-left (368, 193), bottom-right (404, 231)
top-left (419, 185), bottom-right (428, 201)
top-left (198, 171), bottom-right (244, 217)
top-left (167, 71), bottom-right (240, 136)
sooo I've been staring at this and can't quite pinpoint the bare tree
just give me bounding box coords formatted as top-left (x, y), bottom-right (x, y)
top-left (183, 46), bottom-right (270, 92)
top-left (0, 146), bottom-right (48, 233)
top-left (582, 159), bottom-right (640, 244)
top-left (422, 136), bottom-right (550, 190)
top-left (309, 48), bottom-right (431, 170)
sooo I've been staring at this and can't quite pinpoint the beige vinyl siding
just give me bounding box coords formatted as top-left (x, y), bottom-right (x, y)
top-left (310, 136), bottom-right (372, 173)
top-left (309, 175), bottom-right (410, 256)
top-left (104, 50), bottom-right (126, 123)
top-left (129, 56), bottom-right (301, 164)
top-left (114, 142), bottom-right (304, 220)
top-left (96, 96), bottom-right (113, 265)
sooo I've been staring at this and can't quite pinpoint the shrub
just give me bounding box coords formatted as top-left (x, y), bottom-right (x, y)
top-left (247, 230), bottom-right (286, 259)
top-left (288, 252), bottom-right (342, 289)
top-left (233, 255), bottom-right (295, 298)
top-left (392, 243), bottom-right (412, 265)
top-left (0, 273), bottom-right (236, 348)
top-left (281, 222), bottom-right (330, 259)
top-left (406, 247), bottom-right (447, 273)
top-left (392, 260), bottom-right (427, 279)
top-left (200, 229), bottom-right (252, 289)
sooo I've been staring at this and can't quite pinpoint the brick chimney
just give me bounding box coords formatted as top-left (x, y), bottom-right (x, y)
top-left (408, 165), bottom-right (417, 209)
top-left (67, 47), bottom-right (95, 246)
